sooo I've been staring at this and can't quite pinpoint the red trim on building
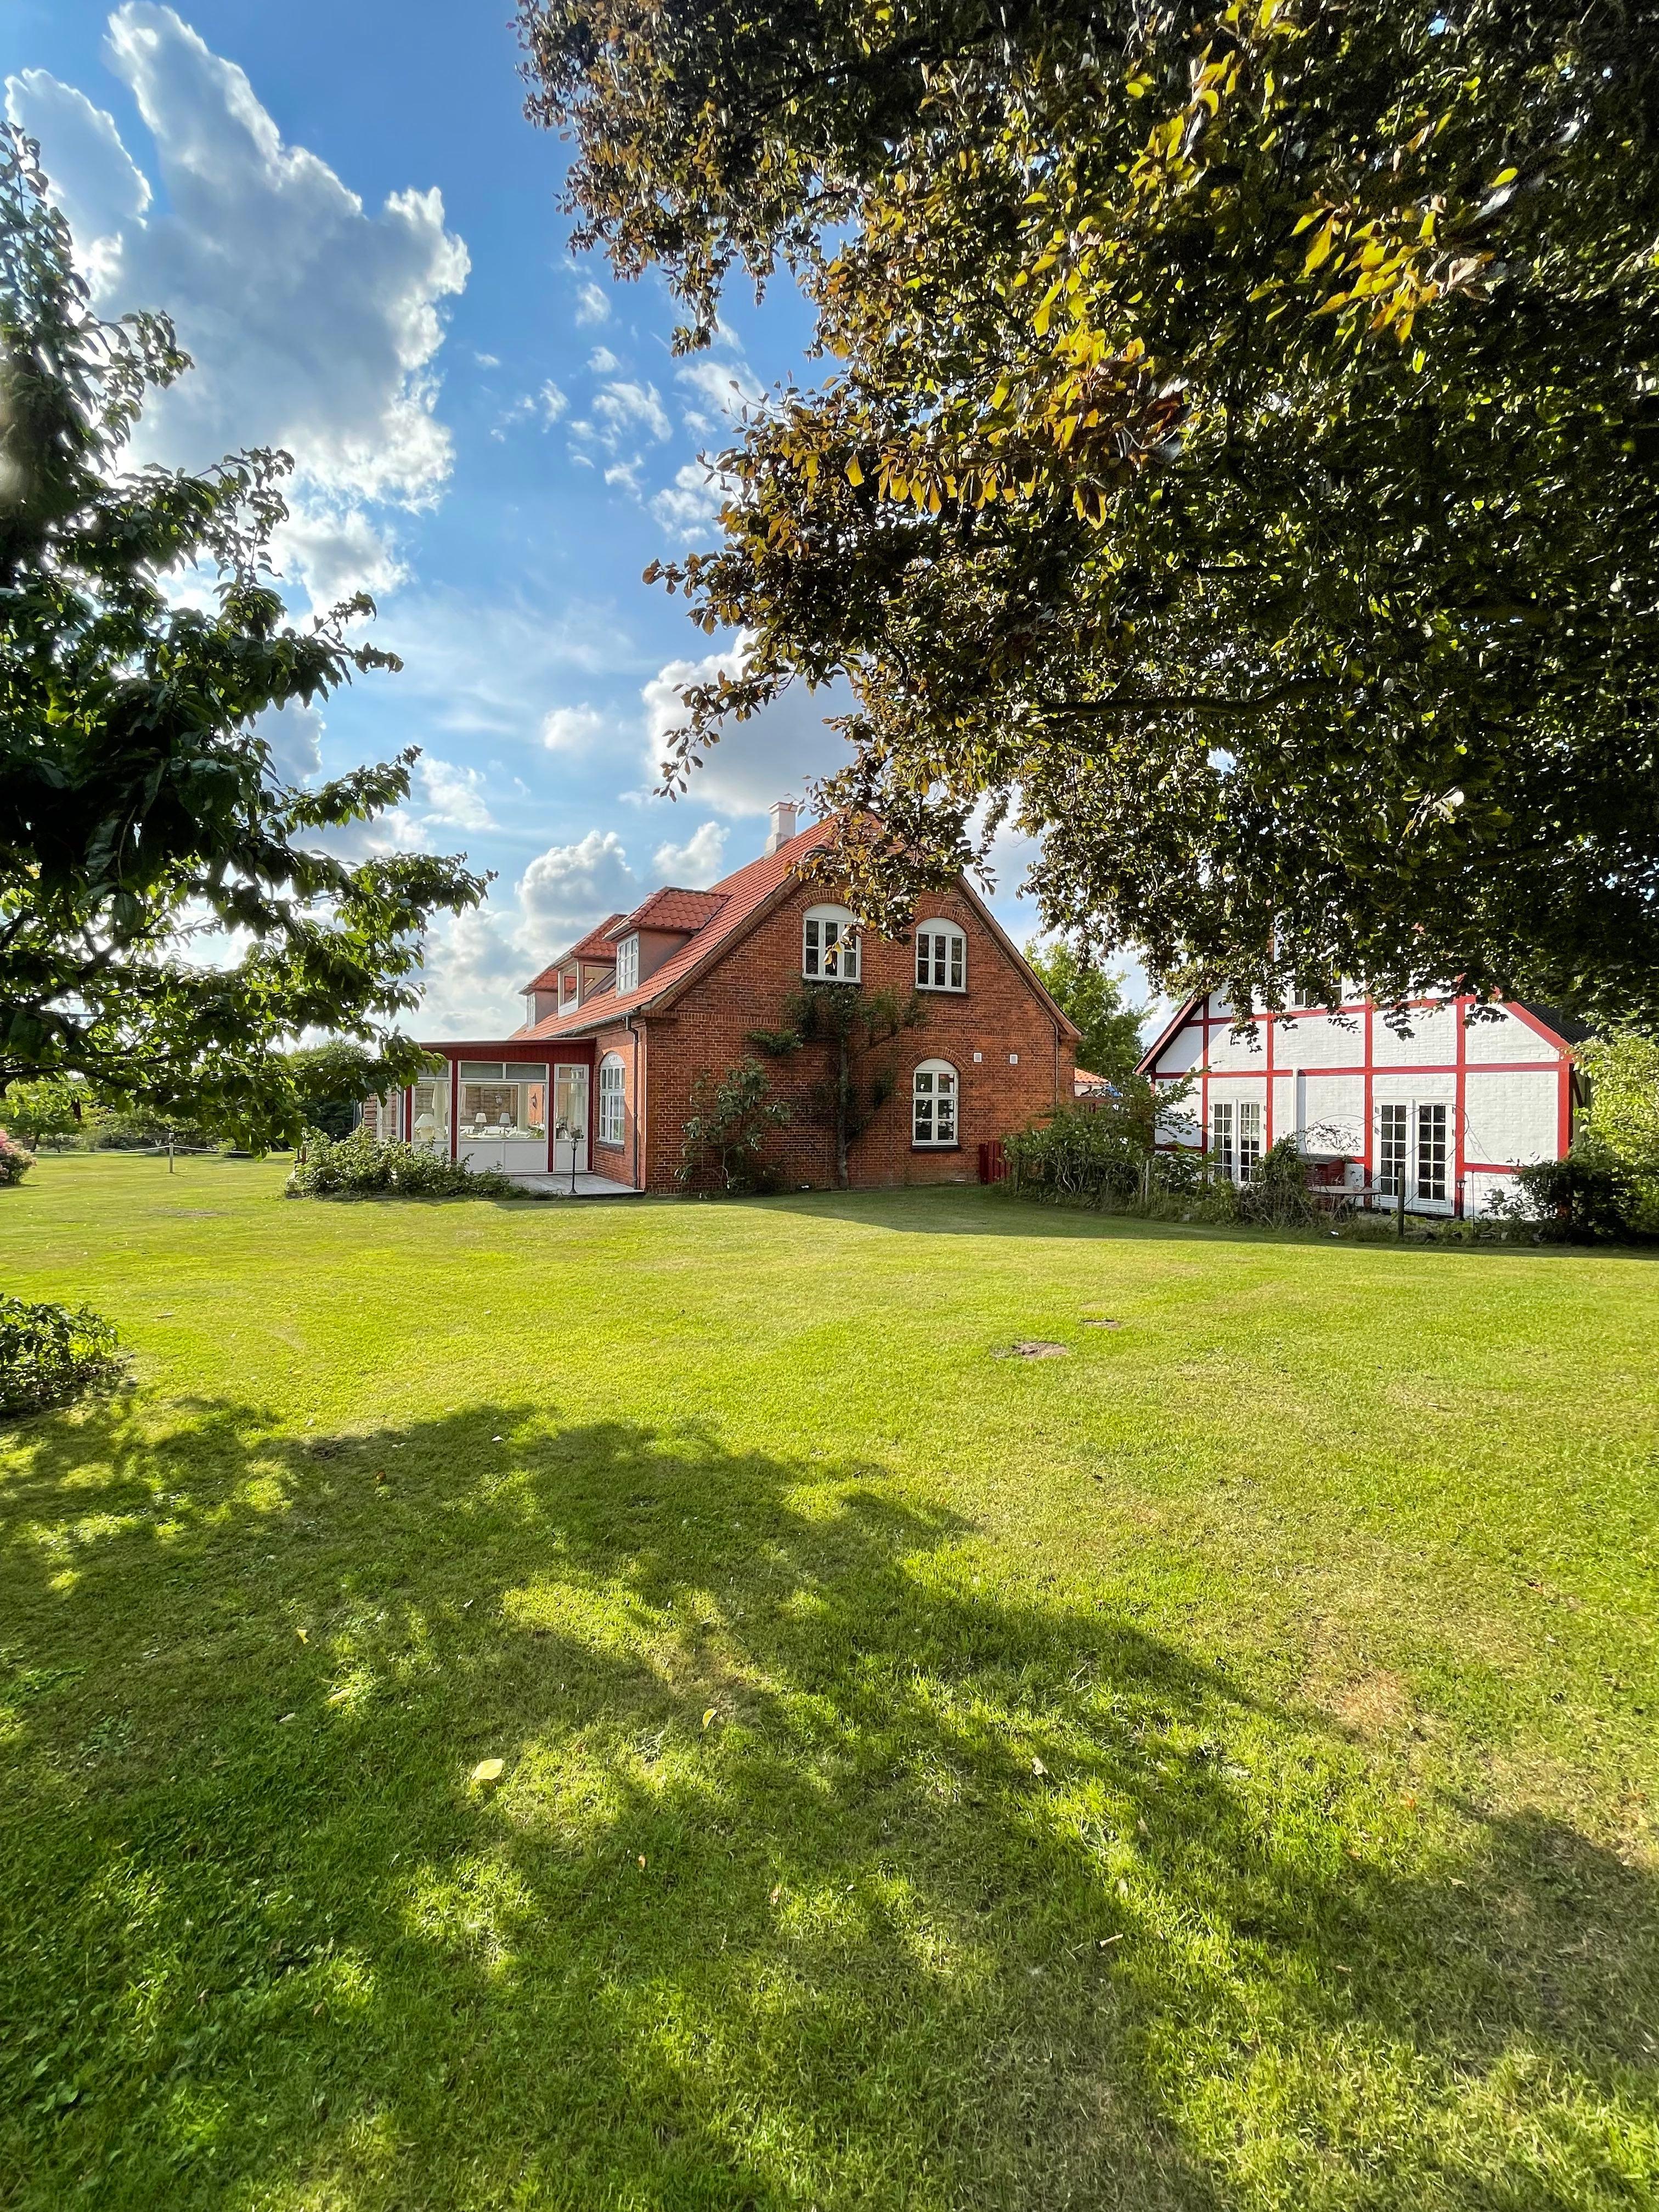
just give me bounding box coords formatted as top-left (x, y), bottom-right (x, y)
top-left (1453, 993), bottom-right (1468, 1216)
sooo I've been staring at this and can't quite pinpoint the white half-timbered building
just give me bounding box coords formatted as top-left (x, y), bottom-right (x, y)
top-left (1136, 992), bottom-right (1589, 1218)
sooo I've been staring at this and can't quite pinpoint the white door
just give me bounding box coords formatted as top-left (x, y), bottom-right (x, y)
top-left (551, 1064), bottom-right (589, 1175)
top-left (1376, 1100), bottom-right (1454, 1214)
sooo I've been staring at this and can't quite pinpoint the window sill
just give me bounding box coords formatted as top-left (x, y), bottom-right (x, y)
top-left (801, 974), bottom-right (860, 985)
top-left (912, 1143), bottom-right (961, 1153)
top-left (914, 984), bottom-right (967, 994)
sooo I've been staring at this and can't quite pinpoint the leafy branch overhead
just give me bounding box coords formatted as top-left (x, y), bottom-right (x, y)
top-left (0, 127), bottom-right (488, 1147)
top-left (522, 0), bottom-right (1659, 1026)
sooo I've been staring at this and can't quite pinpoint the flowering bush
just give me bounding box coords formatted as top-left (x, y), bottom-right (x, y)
top-left (0, 1130), bottom-right (36, 1185)
top-left (0, 1295), bottom-right (125, 1418)
top-left (285, 1126), bottom-right (518, 1200)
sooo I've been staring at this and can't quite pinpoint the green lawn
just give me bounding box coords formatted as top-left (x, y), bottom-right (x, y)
top-left (1, 1154), bottom-right (1656, 2211)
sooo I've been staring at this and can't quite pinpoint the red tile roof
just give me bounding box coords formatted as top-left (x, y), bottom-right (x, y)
top-left (514, 819), bottom-right (837, 1040)
top-left (520, 914), bottom-right (628, 995)
top-left (611, 887), bottom-right (729, 936)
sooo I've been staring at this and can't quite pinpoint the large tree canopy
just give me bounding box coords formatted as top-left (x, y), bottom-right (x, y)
top-left (520, 0), bottom-right (1659, 1024)
top-left (0, 128), bottom-right (485, 1147)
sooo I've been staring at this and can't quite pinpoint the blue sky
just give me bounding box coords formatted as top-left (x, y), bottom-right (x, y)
top-left (5, 1), bottom-right (1112, 1034)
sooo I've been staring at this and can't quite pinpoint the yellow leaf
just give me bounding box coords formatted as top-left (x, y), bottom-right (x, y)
top-left (470, 1757), bottom-right (505, 1785)
top-left (296, 1627), bottom-right (308, 1643)
top-left (702, 1707), bottom-right (718, 1730)
top-left (1032, 1755), bottom-right (1048, 1778)
top-left (1303, 219), bottom-right (1336, 273)
top-left (637, 1854), bottom-right (647, 1869)
top-left (326, 1688), bottom-right (350, 1706)
top-left (845, 455), bottom-right (864, 487)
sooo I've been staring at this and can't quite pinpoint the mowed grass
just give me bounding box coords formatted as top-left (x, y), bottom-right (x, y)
top-left (1, 1155), bottom-right (1656, 2212)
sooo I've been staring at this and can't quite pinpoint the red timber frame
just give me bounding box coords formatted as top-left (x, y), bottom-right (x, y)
top-left (1137, 992), bottom-right (1583, 1215)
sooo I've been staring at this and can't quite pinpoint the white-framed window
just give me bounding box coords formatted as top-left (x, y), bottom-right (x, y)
top-left (1238, 1098), bottom-right (1263, 1178)
top-left (1378, 1102), bottom-right (1409, 1197)
top-left (915, 919), bottom-right (966, 991)
top-left (912, 1059), bottom-right (958, 1147)
top-left (560, 967), bottom-right (577, 1007)
top-left (615, 935), bottom-right (640, 994)
top-left (598, 1054), bottom-right (625, 1146)
top-left (1210, 1102), bottom-right (1234, 1178)
top-left (803, 904), bottom-right (860, 982)
top-left (1416, 1102), bottom-right (1448, 1201)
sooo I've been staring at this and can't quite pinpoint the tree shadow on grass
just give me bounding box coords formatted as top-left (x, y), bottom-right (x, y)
top-left (0, 1397), bottom-right (1654, 2210)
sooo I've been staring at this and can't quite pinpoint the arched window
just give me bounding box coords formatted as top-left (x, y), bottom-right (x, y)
top-left (915, 919), bottom-right (966, 992)
top-left (597, 1054), bottom-right (625, 1146)
top-left (912, 1059), bottom-right (959, 1148)
top-left (803, 904), bottom-right (860, 982)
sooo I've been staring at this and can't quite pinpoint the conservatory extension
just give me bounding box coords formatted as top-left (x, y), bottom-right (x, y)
top-left (368, 1045), bottom-right (598, 1180)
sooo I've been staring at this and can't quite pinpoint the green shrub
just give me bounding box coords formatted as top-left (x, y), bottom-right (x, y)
top-left (0, 1296), bottom-right (126, 1418)
top-left (1232, 1136), bottom-right (1327, 1229)
top-left (678, 1059), bottom-right (791, 1194)
top-left (0, 1130), bottom-right (36, 1186)
top-left (1483, 1139), bottom-right (1641, 1242)
top-left (285, 1127), bottom-right (518, 1200)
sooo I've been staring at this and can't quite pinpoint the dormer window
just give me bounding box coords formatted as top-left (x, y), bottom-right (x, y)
top-left (803, 905), bottom-right (860, 983)
top-left (915, 920), bottom-right (966, 991)
top-left (616, 934), bottom-right (640, 994)
top-left (560, 968), bottom-right (577, 1007)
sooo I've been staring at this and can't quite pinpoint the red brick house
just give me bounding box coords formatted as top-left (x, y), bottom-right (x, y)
top-left (373, 806), bottom-right (1079, 1192)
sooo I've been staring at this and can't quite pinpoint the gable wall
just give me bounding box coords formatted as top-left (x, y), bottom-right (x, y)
top-left (1146, 991), bottom-right (1574, 1214)
top-left (637, 882), bottom-right (1074, 1192)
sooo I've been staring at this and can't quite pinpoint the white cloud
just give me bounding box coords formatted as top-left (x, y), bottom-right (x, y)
top-left (675, 353), bottom-right (764, 431)
top-left (587, 346), bottom-right (620, 374)
top-left (651, 461), bottom-right (729, 540)
top-left (473, 350), bottom-right (500, 368)
top-left (492, 380), bottom-right (568, 439)
top-left (651, 821), bottom-right (727, 885)
top-left (574, 279), bottom-right (610, 327)
top-left (8, 5), bottom-right (468, 512)
top-left (641, 642), bottom-right (850, 816)
top-left (540, 703), bottom-right (607, 753)
top-left (256, 697), bottom-right (324, 784)
top-left (416, 755), bottom-right (495, 833)
top-left (3, 71), bottom-right (148, 291)
top-left (270, 500), bottom-right (407, 614)
top-left (603, 456), bottom-right (646, 494)
top-left (520, 830), bottom-right (640, 941)
top-left (590, 380), bottom-right (672, 448)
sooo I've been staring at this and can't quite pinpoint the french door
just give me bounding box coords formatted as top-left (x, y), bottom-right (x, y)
top-left (551, 1064), bottom-right (589, 1175)
top-left (1376, 1101), bottom-right (1453, 1214)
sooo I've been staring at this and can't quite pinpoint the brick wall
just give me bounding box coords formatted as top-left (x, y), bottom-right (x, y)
top-left (636, 883), bottom-right (1074, 1192)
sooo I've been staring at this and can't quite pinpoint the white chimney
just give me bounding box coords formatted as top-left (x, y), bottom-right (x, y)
top-left (764, 798), bottom-right (799, 856)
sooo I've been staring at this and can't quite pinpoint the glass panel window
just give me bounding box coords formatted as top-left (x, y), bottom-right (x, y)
top-left (803, 906), bottom-right (860, 982)
top-left (616, 936), bottom-right (640, 994)
top-left (598, 1056), bottom-right (625, 1145)
top-left (554, 1065), bottom-right (589, 1142)
top-left (1416, 1102), bottom-right (1448, 1201)
top-left (912, 1060), bottom-right (958, 1147)
top-left (915, 922), bottom-right (966, 991)
top-left (458, 1080), bottom-right (545, 1140)
top-left (1378, 1102), bottom-right (1409, 1196)
top-left (1210, 1102), bottom-right (1234, 1179)
top-left (458, 1061), bottom-right (506, 1081)
top-left (410, 1081), bottom-right (449, 1154)
top-left (1238, 1099), bottom-right (1263, 1178)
